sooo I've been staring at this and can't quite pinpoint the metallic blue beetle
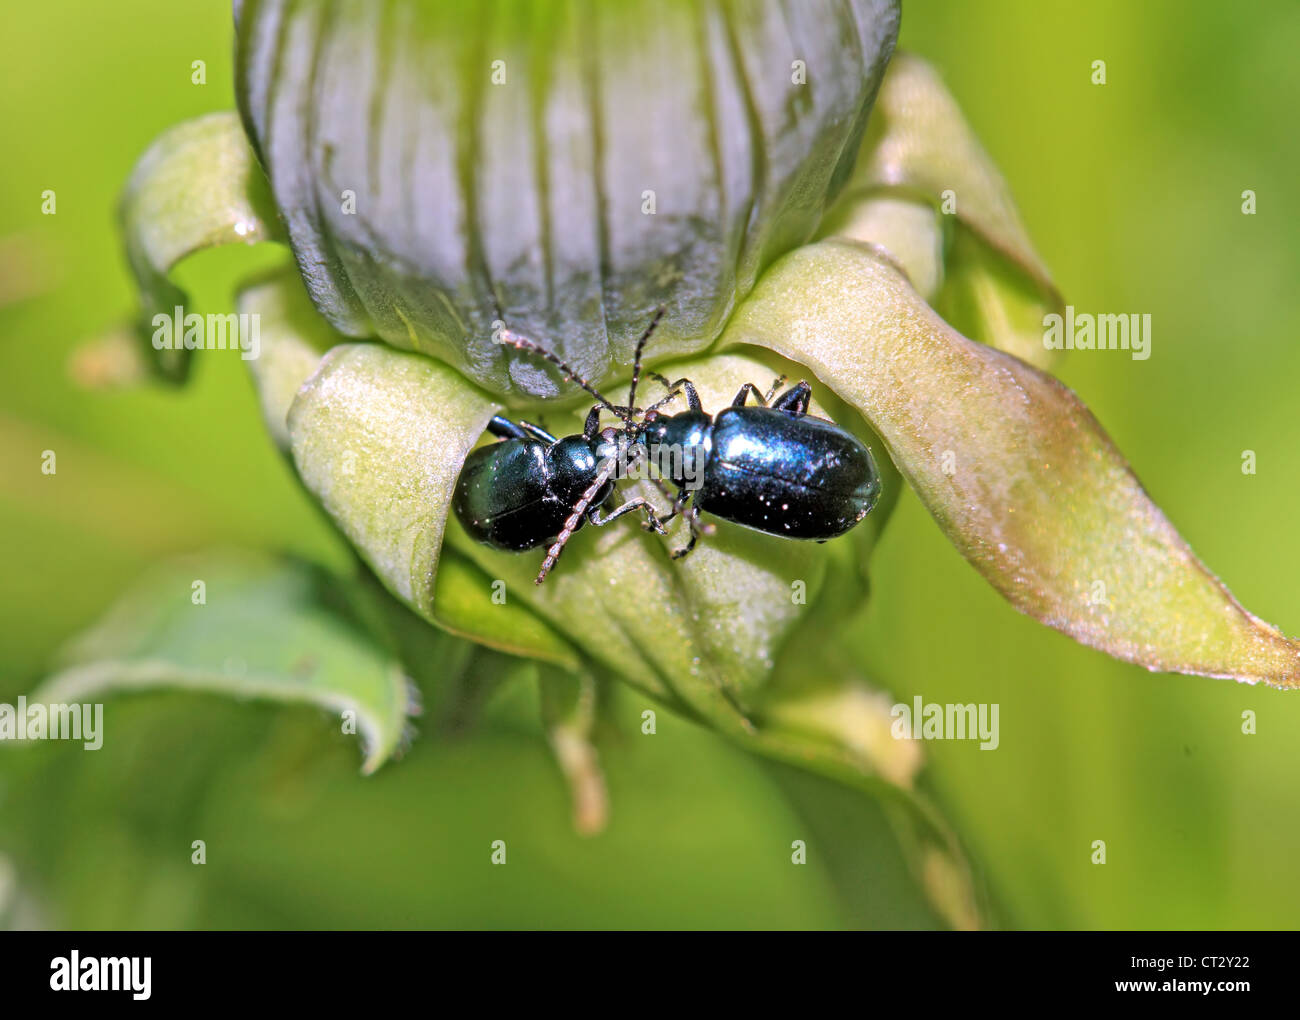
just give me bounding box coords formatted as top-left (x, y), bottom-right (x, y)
top-left (451, 310), bottom-right (882, 583)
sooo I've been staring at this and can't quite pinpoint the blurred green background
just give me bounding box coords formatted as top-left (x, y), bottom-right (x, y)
top-left (2, 0), bottom-right (1298, 928)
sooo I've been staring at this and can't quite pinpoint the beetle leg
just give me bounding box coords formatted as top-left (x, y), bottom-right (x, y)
top-left (772, 380), bottom-right (812, 416)
top-left (670, 506), bottom-right (714, 560)
top-left (588, 498), bottom-right (668, 535)
top-left (680, 379), bottom-right (703, 412)
top-left (730, 377), bottom-right (786, 407)
top-left (729, 375), bottom-right (782, 407)
top-left (642, 482), bottom-right (690, 534)
top-left (645, 477), bottom-right (685, 523)
top-left (645, 374), bottom-right (702, 414)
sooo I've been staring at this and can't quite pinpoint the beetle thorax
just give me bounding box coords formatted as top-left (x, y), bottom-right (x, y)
top-left (639, 411), bottom-right (712, 487)
top-left (593, 427), bottom-right (637, 480)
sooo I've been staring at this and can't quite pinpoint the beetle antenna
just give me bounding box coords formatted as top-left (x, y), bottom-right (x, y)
top-left (535, 453), bottom-right (623, 584)
top-left (626, 306), bottom-right (666, 421)
top-left (497, 329), bottom-right (633, 425)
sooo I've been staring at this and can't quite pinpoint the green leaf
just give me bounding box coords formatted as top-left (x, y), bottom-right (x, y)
top-left (33, 553), bottom-right (417, 772)
top-left (119, 112), bottom-right (284, 382)
top-left (233, 0), bottom-right (900, 398)
top-left (730, 239), bottom-right (1300, 688)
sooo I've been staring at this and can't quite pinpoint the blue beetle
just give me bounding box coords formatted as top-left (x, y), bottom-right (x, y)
top-left (451, 309), bottom-right (882, 581)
